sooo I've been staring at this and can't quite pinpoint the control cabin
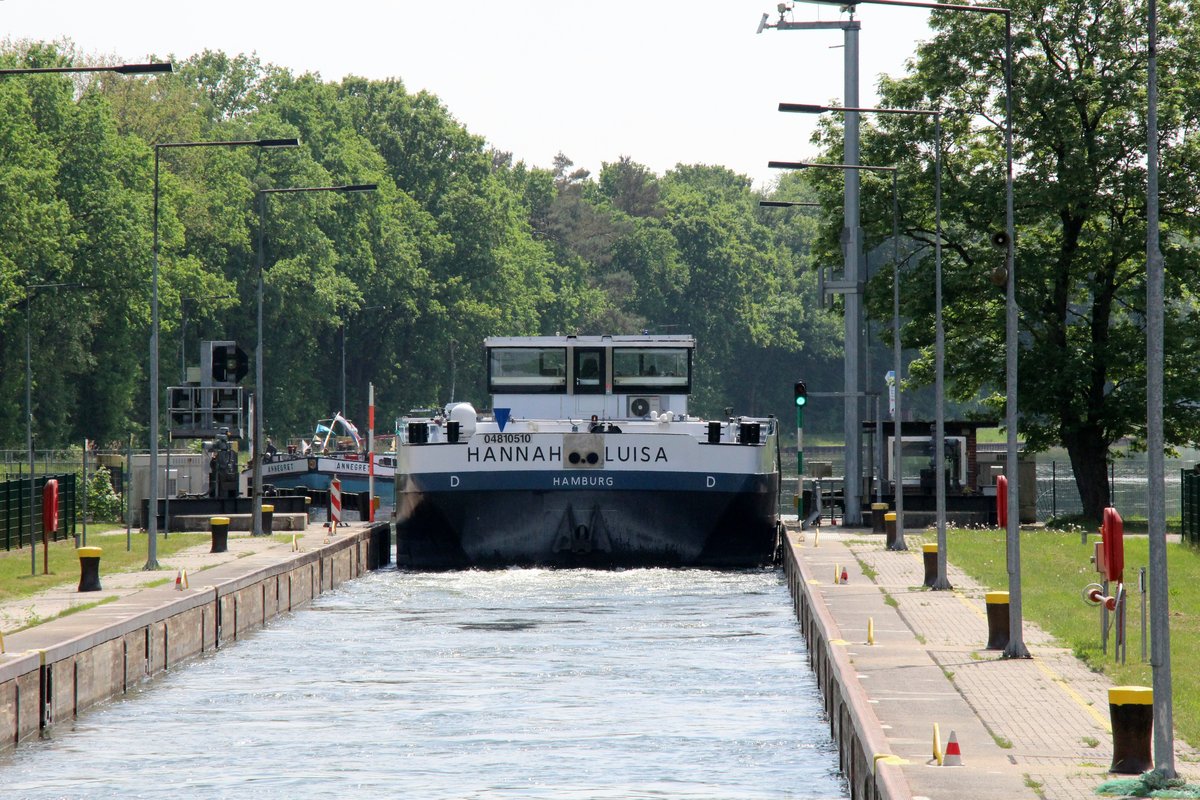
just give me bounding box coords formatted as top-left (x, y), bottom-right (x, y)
top-left (485, 334), bottom-right (694, 421)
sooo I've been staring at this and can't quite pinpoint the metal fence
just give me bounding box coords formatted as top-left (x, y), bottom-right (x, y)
top-left (779, 445), bottom-right (1198, 524)
top-left (1183, 468), bottom-right (1200, 543)
top-left (0, 473), bottom-right (78, 551)
top-left (1036, 457), bottom-right (1193, 521)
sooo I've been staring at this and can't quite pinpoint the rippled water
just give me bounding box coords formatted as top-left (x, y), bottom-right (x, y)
top-left (2, 568), bottom-right (848, 799)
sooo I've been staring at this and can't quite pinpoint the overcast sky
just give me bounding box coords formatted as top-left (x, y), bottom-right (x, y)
top-left (3, 1), bottom-right (933, 189)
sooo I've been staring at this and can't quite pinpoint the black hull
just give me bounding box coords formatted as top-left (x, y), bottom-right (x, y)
top-left (395, 481), bottom-right (780, 570)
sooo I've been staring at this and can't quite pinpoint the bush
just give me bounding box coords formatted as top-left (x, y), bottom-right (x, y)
top-left (87, 465), bottom-right (123, 522)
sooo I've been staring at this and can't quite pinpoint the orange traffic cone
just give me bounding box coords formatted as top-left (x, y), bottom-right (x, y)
top-left (841, 567), bottom-right (849, 584)
top-left (943, 730), bottom-right (963, 766)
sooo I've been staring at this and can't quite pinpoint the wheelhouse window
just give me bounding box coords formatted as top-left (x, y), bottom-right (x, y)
top-left (572, 347), bottom-right (606, 394)
top-left (611, 347), bottom-right (690, 393)
top-left (488, 347), bottom-right (567, 394)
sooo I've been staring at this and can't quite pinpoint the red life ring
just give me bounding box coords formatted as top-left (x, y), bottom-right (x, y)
top-left (996, 474), bottom-right (1008, 529)
top-left (43, 478), bottom-right (59, 533)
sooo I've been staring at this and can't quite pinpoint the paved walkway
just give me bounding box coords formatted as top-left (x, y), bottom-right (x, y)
top-left (5, 523), bottom-right (1194, 798)
top-left (791, 526), bottom-right (1197, 799)
top-left (0, 528), bottom-right (322, 636)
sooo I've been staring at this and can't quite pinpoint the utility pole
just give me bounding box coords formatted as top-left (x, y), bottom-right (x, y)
top-left (760, 9), bottom-right (865, 524)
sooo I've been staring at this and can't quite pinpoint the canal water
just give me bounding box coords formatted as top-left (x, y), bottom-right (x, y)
top-left (2, 567), bottom-right (848, 799)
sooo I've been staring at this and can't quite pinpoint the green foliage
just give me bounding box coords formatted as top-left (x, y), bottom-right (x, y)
top-left (0, 39), bottom-right (847, 450)
top-left (809, 0), bottom-right (1200, 519)
top-left (943, 529), bottom-right (1200, 748)
top-left (86, 465), bottom-right (122, 522)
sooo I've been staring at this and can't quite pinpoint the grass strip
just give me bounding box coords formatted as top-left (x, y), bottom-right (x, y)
top-left (937, 528), bottom-right (1200, 748)
top-left (1, 524), bottom-right (212, 605)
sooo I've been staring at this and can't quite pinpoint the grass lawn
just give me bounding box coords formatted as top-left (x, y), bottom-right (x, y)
top-left (933, 528), bottom-right (1200, 748)
top-left (0, 524), bottom-right (211, 606)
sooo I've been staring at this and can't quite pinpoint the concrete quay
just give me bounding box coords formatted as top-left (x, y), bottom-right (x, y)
top-left (0, 521), bottom-right (390, 749)
top-left (783, 526), bottom-right (1197, 799)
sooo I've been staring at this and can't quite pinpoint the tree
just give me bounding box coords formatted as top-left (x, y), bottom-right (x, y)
top-left (815, 0), bottom-right (1200, 521)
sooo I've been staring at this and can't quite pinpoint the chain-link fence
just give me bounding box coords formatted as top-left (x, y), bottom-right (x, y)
top-left (1035, 454), bottom-right (1196, 521)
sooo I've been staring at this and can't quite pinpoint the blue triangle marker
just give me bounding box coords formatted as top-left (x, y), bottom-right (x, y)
top-left (494, 408), bottom-right (511, 431)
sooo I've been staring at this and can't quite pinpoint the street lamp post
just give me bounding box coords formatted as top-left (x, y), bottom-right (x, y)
top-left (759, 9), bottom-right (867, 527)
top-left (252, 184), bottom-right (378, 537)
top-left (2, 60), bottom-right (171, 574)
top-left (1146, 0), bottom-right (1174, 777)
top-left (768, 160), bottom-right (902, 536)
top-left (148, 137), bottom-right (299, 568)
top-left (781, 102), bottom-right (948, 581)
top-left (0, 62), bottom-right (172, 77)
top-left (800, 0), bottom-right (1026, 656)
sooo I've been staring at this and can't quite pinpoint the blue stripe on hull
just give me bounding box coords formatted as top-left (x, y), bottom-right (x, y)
top-left (267, 474), bottom-right (393, 495)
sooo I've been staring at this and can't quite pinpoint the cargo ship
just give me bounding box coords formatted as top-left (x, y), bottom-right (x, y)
top-left (392, 334), bottom-right (781, 569)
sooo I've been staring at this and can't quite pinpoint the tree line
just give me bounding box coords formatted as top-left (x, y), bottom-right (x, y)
top-left (5, 0), bottom-right (1200, 525)
top-left (0, 41), bottom-right (842, 458)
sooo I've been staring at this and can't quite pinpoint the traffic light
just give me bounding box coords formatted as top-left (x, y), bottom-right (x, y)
top-left (989, 231), bottom-right (1010, 287)
top-left (209, 343), bottom-right (249, 384)
top-left (794, 380), bottom-right (808, 408)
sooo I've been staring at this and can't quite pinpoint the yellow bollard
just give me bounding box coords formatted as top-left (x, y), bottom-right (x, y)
top-left (834, 563), bottom-right (840, 584)
top-left (922, 542), bottom-right (938, 588)
top-left (813, 530), bottom-right (819, 548)
top-left (867, 617), bottom-right (875, 645)
top-left (77, 546), bottom-right (103, 592)
top-left (1109, 686), bottom-right (1153, 774)
top-left (932, 722), bottom-right (944, 765)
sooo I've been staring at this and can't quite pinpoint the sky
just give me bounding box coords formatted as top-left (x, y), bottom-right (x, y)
top-left (2, 0), bottom-right (933, 189)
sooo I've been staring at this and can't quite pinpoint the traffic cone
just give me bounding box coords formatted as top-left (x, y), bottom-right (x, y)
top-left (841, 566), bottom-right (849, 584)
top-left (174, 570), bottom-right (183, 590)
top-left (943, 730), bottom-right (963, 766)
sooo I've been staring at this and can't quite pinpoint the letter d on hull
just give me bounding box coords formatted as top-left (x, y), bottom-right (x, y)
top-left (707, 476), bottom-right (717, 488)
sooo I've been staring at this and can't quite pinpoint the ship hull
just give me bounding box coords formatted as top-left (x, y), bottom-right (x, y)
top-left (240, 455), bottom-right (394, 498)
top-left (394, 428), bottom-right (780, 569)
top-left (396, 476), bottom-right (779, 569)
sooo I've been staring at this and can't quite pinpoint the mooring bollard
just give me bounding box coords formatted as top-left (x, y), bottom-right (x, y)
top-left (1109, 686), bottom-right (1153, 774)
top-left (261, 504), bottom-right (275, 535)
top-left (77, 546), bottom-right (102, 592)
top-left (210, 516), bottom-right (230, 554)
top-left (885, 512), bottom-right (898, 549)
top-left (922, 543), bottom-right (938, 587)
top-left (871, 502), bottom-right (888, 535)
top-left (985, 591), bottom-right (1010, 649)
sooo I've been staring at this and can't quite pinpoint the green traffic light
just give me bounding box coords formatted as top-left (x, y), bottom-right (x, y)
top-left (795, 395), bottom-right (807, 407)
